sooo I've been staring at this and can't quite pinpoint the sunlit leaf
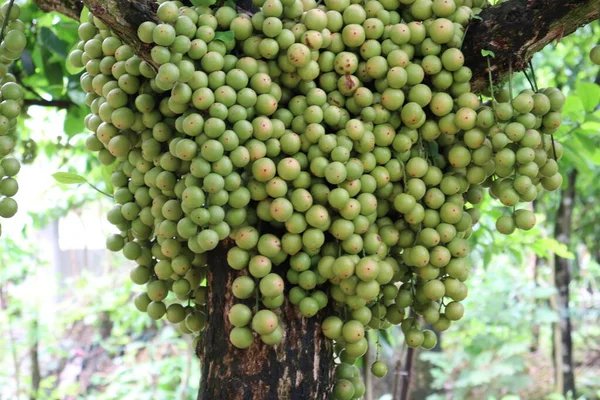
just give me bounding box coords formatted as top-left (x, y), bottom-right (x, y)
top-left (576, 81), bottom-right (600, 113)
top-left (562, 95), bottom-right (585, 124)
top-left (39, 27), bottom-right (69, 60)
top-left (214, 30), bottom-right (235, 44)
top-left (52, 172), bottom-right (88, 184)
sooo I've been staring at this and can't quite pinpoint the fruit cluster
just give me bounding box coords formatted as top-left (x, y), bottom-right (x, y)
top-left (0, 2), bottom-right (25, 235)
top-left (69, 0), bottom-right (564, 397)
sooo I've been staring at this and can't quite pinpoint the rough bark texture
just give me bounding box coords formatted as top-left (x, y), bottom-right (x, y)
top-left (34, 0), bottom-right (83, 20)
top-left (552, 170), bottom-right (577, 396)
top-left (462, 0), bottom-right (600, 92)
top-left (83, 0), bottom-right (159, 68)
top-left (35, 0), bottom-right (600, 94)
top-left (399, 346), bottom-right (416, 400)
top-left (35, 0), bottom-right (159, 68)
top-left (198, 240), bottom-right (335, 400)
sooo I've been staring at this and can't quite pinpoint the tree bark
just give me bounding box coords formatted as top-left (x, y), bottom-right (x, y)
top-left (198, 240), bottom-right (335, 400)
top-left (399, 346), bottom-right (416, 400)
top-left (28, 0), bottom-right (598, 398)
top-left (35, 0), bottom-right (600, 91)
top-left (462, 0), bottom-right (600, 92)
top-left (29, 320), bottom-right (41, 400)
top-left (552, 170), bottom-right (577, 396)
top-left (34, 0), bottom-right (83, 20)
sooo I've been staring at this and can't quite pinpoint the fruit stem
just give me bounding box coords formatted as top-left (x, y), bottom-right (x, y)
top-left (508, 60), bottom-right (514, 108)
top-left (523, 68), bottom-right (536, 92)
top-left (0, 0), bottom-right (15, 42)
top-left (87, 182), bottom-right (114, 198)
top-left (551, 134), bottom-right (558, 162)
top-left (376, 321), bottom-right (381, 361)
top-left (254, 285), bottom-right (259, 313)
top-left (486, 57), bottom-right (496, 111)
top-left (529, 60), bottom-right (539, 92)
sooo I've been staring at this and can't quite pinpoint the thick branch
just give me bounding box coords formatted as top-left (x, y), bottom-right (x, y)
top-left (35, 0), bottom-right (158, 69)
top-left (34, 0), bottom-right (83, 21)
top-left (37, 0), bottom-right (600, 93)
top-left (463, 0), bottom-right (600, 92)
top-left (82, 0), bottom-right (159, 69)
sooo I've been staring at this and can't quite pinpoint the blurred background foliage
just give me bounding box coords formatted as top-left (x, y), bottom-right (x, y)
top-left (0, 1), bottom-right (598, 399)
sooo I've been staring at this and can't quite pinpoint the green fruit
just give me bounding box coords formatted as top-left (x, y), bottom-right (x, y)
top-left (371, 361), bottom-right (388, 378)
top-left (147, 301), bottom-right (166, 320)
top-left (0, 197), bottom-right (17, 218)
top-left (251, 309), bottom-right (279, 335)
top-left (230, 326), bottom-right (254, 349)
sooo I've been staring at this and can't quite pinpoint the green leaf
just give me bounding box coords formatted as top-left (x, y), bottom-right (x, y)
top-left (574, 129), bottom-right (599, 155)
top-left (481, 49), bottom-right (495, 58)
top-left (225, 0), bottom-right (236, 7)
top-left (471, 15), bottom-right (483, 21)
top-left (562, 141), bottom-right (592, 175)
top-left (65, 45), bottom-right (84, 75)
top-left (20, 50), bottom-right (35, 76)
top-left (100, 164), bottom-right (115, 194)
top-left (52, 172), bottom-right (88, 185)
top-left (576, 81), bottom-right (600, 113)
top-left (214, 30), bottom-right (235, 44)
top-left (64, 106), bottom-right (86, 136)
top-left (66, 75), bottom-right (87, 107)
top-left (39, 27), bottom-right (69, 60)
top-left (562, 95), bottom-right (585, 124)
top-left (80, 6), bottom-right (90, 23)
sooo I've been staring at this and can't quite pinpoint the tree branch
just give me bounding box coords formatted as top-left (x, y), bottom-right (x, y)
top-left (462, 0), bottom-right (600, 92)
top-left (34, 0), bottom-right (158, 69)
top-left (35, 0), bottom-right (600, 94)
top-left (82, 0), bottom-right (159, 69)
top-left (34, 0), bottom-right (83, 21)
top-left (23, 99), bottom-right (73, 109)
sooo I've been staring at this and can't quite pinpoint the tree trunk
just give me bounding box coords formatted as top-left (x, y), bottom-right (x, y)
top-left (29, 0), bottom-right (600, 398)
top-left (552, 170), bottom-right (577, 396)
top-left (29, 319), bottom-right (41, 400)
top-left (398, 346), bottom-right (417, 400)
top-left (197, 241), bottom-right (335, 400)
top-left (409, 328), bottom-right (441, 399)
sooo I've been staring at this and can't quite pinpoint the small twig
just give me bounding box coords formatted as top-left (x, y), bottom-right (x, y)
top-left (87, 182), bottom-right (113, 198)
top-left (24, 99), bottom-right (74, 109)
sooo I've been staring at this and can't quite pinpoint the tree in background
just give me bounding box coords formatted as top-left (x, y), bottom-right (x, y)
top-left (0, 0), bottom-right (599, 399)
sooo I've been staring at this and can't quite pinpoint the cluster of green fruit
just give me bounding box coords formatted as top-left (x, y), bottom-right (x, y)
top-left (68, 0), bottom-right (565, 397)
top-left (0, 2), bottom-right (25, 236)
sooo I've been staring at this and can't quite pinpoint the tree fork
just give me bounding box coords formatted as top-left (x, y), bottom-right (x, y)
top-left (198, 240), bottom-right (335, 400)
